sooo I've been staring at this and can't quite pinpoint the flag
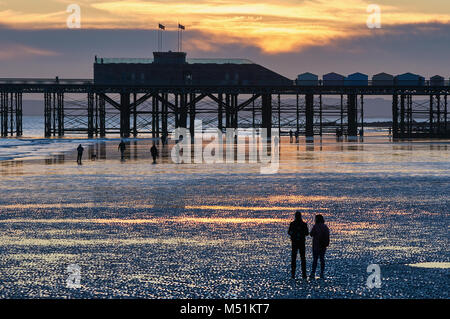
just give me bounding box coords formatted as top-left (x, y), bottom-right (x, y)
top-left (178, 24), bottom-right (185, 30)
top-left (158, 24), bottom-right (165, 30)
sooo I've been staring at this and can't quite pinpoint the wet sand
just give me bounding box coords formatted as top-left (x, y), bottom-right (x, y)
top-left (0, 134), bottom-right (449, 298)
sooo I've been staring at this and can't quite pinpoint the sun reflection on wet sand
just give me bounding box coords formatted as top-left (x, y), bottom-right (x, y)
top-left (0, 203), bottom-right (320, 211)
top-left (408, 262), bottom-right (450, 269)
top-left (0, 216), bottom-right (288, 225)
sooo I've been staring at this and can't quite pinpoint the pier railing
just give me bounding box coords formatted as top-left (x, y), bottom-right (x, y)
top-left (0, 78), bottom-right (93, 85)
top-left (1, 78), bottom-right (450, 87)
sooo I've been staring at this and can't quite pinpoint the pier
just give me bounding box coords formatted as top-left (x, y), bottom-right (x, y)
top-left (0, 80), bottom-right (449, 139)
top-left (0, 52), bottom-right (449, 139)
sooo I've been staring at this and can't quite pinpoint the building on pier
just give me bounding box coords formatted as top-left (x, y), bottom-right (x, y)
top-left (94, 52), bottom-right (292, 86)
top-left (394, 73), bottom-right (425, 86)
top-left (322, 72), bottom-right (345, 86)
top-left (372, 73), bottom-right (394, 86)
top-left (430, 75), bottom-right (445, 86)
top-left (345, 73), bottom-right (368, 86)
top-left (297, 73), bottom-right (319, 86)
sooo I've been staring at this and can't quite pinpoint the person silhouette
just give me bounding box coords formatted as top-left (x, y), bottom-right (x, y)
top-left (76, 144), bottom-right (84, 165)
top-left (161, 133), bottom-right (168, 146)
top-left (288, 211), bottom-right (309, 279)
top-left (289, 130), bottom-right (293, 143)
top-left (309, 214), bottom-right (330, 279)
top-left (118, 140), bottom-right (126, 160)
top-left (150, 142), bottom-right (159, 164)
top-left (295, 130), bottom-right (299, 143)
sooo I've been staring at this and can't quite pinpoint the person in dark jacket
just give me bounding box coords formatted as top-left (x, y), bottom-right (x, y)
top-left (289, 130), bottom-right (293, 143)
top-left (118, 140), bottom-right (126, 160)
top-left (288, 211), bottom-right (309, 279)
top-left (76, 144), bottom-right (84, 164)
top-left (150, 142), bottom-right (159, 164)
top-left (309, 214), bottom-right (330, 279)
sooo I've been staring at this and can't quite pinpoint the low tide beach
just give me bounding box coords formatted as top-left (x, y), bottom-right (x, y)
top-left (0, 132), bottom-right (448, 298)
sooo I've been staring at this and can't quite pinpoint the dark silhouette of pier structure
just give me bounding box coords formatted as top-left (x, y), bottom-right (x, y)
top-left (0, 52), bottom-right (448, 139)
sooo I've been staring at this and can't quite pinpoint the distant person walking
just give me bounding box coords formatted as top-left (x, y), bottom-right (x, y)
top-left (289, 130), bottom-right (293, 143)
top-left (150, 142), bottom-right (159, 164)
top-left (118, 140), bottom-right (126, 160)
top-left (295, 130), bottom-right (299, 143)
top-left (161, 133), bottom-right (168, 146)
top-left (309, 214), bottom-right (330, 279)
top-left (76, 144), bottom-right (84, 165)
top-left (288, 211), bottom-right (309, 279)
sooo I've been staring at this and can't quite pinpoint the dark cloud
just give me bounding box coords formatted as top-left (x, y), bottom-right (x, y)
top-left (1, 23), bottom-right (450, 79)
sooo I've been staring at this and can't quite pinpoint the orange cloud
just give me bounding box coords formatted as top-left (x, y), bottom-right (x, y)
top-left (0, 44), bottom-right (60, 59)
top-left (1, 0), bottom-right (450, 53)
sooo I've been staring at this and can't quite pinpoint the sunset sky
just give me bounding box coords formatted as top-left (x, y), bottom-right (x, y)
top-left (1, 0), bottom-right (450, 78)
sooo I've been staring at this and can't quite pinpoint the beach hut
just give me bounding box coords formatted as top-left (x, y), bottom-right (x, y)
top-left (345, 72), bottom-right (368, 86)
top-left (394, 73), bottom-right (425, 86)
top-left (372, 73), bottom-right (394, 86)
top-left (297, 72), bottom-right (319, 86)
top-left (430, 75), bottom-right (444, 86)
top-left (323, 72), bottom-right (345, 86)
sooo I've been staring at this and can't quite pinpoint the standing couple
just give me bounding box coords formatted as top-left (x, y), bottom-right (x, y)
top-left (288, 211), bottom-right (330, 280)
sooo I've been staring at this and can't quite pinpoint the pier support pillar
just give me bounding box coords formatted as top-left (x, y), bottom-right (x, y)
top-left (360, 95), bottom-right (364, 137)
top-left (1, 93), bottom-right (23, 137)
top-left (151, 95), bottom-right (156, 138)
top-left (44, 93), bottom-right (51, 137)
top-left (429, 95), bottom-right (434, 135)
top-left (407, 95), bottom-right (412, 137)
top-left (319, 95), bottom-right (323, 136)
top-left (174, 94), bottom-right (179, 128)
top-left (305, 94), bottom-right (314, 140)
top-left (232, 94), bottom-right (238, 129)
top-left (218, 93), bottom-right (223, 131)
top-left (296, 94), bottom-right (300, 134)
top-left (400, 95), bottom-right (406, 136)
top-left (132, 93), bottom-right (138, 137)
top-left (120, 93), bottom-right (130, 138)
top-left (162, 93), bottom-right (168, 140)
top-left (189, 93), bottom-right (196, 141)
top-left (225, 94), bottom-right (231, 128)
top-left (15, 93), bottom-right (23, 137)
top-left (57, 93), bottom-right (64, 137)
top-left (88, 93), bottom-right (94, 138)
top-left (340, 95), bottom-right (344, 134)
top-left (179, 94), bottom-right (188, 129)
top-left (1, 93), bottom-right (7, 137)
top-left (437, 95), bottom-right (441, 135)
top-left (445, 95), bottom-right (448, 133)
top-left (277, 94), bottom-right (281, 136)
top-left (252, 97), bottom-right (256, 129)
top-left (392, 95), bottom-right (399, 138)
top-left (261, 94), bottom-right (272, 138)
top-left (347, 94), bottom-right (358, 139)
top-left (99, 95), bottom-right (106, 137)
